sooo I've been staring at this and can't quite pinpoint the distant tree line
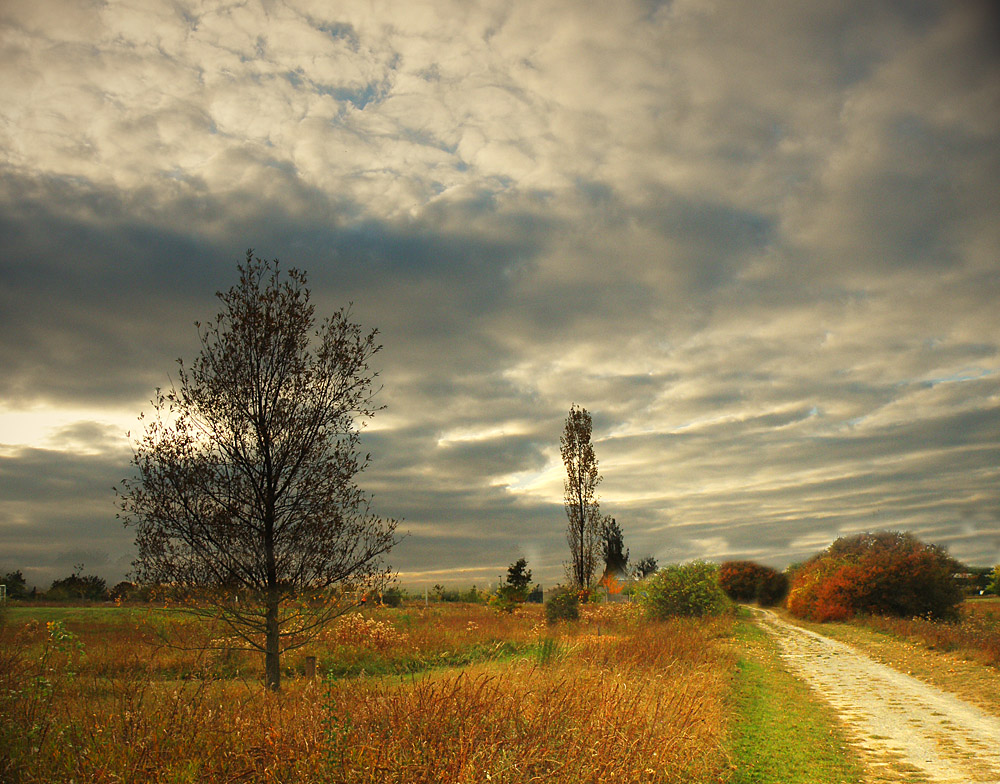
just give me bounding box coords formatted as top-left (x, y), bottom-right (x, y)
top-left (1, 567), bottom-right (114, 602)
top-left (3, 531), bottom-right (992, 621)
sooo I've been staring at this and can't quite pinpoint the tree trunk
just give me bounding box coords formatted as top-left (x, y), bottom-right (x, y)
top-left (265, 593), bottom-right (281, 691)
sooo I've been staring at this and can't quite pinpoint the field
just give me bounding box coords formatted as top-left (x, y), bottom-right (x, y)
top-left (850, 596), bottom-right (1000, 667)
top-left (0, 598), bottom-right (875, 784)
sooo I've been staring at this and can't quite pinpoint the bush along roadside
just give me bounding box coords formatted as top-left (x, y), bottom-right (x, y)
top-left (638, 561), bottom-right (733, 620)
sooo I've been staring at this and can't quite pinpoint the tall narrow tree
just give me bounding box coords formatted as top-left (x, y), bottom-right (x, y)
top-left (118, 251), bottom-right (398, 690)
top-left (561, 404), bottom-right (603, 589)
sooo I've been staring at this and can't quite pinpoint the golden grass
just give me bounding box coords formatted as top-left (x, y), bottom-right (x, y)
top-left (1, 602), bottom-right (737, 783)
top-left (851, 597), bottom-right (1000, 668)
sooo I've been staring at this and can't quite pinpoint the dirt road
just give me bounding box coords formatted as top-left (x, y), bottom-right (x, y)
top-left (754, 608), bottom-right (1000, 783)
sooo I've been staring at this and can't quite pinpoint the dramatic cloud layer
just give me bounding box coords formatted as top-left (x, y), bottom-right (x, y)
top-left (2, 0), bottom-right (998, 589)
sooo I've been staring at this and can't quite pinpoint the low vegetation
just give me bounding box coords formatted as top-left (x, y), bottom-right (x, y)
top-left (786, 531), bottom-right (963, 621)
top-left (849, 597), bottom-right (1000, 668)
top-left (1, 600), bottom-right (746, 783)
top-left (718, 561), bottom-right (788, 607)
top-left (544, 586), bottom-right (582, 624)
top-left (639, 561), bottom-right (733, 619)
top-left (4, 529), bottom-right (994, 782)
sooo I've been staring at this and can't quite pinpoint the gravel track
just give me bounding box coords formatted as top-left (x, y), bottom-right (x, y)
top-left (754, 608), bottom-right (1000, 783)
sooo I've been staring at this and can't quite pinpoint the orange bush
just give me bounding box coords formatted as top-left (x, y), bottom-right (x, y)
top-left (787, 531), bottom-right (962, 622)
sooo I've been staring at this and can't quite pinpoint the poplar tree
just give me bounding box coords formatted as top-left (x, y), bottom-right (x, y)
top-left (561, 404), bottom-right (603, 589)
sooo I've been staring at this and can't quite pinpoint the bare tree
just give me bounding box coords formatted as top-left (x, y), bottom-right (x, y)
top-left (561, 404), bottom-right (603, 589)
top-left (118, 251), bottom-right (398, 690)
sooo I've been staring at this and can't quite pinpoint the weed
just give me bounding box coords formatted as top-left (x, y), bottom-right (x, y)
top-left (536, 637), bottom-right (560, 665)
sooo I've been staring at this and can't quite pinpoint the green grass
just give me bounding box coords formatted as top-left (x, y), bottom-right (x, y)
top-left (728, 620), bottom-right (865, 784)
top-left (5, 605), bottom-right (137, 623)
top-left (320, 638), bottom-right (565, 680)
top-left (3, 605), bottom-right (180, 626)
top-left (320, 639), bottom-right (528, 679)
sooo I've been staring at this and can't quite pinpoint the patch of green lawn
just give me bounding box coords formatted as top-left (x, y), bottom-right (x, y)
top-left (5, 605), bottom-right (140, 624)
top-left (728, 620), bottom-right (865, 784)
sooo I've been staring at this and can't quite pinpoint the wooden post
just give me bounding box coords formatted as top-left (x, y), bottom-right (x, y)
top-left (305, 655), bottom-right (316, 680)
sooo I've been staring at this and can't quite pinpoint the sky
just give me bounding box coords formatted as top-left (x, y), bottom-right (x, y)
top-left (1, 0), bottom-right (999, 591)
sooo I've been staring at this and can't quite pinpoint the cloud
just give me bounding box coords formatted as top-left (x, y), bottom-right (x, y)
top-left (0, 444), bottom-right (133, 589)
top-left (1, 0), bottom-right (999, 586)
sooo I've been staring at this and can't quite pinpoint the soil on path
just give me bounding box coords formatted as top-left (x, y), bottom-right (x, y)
top-left (754, 608), bottom-right (1000, 783)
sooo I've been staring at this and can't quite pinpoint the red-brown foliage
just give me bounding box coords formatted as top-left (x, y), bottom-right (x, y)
top-left (787, 531), bottom-right (962, 622)
top-left (718, 561), bottom-right (788, 606)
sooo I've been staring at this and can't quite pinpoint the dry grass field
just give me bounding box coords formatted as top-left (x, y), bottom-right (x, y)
top-left (5, 597), bottom-right (995, 783)
top-left (1, 601), bottom-right (739, 783)
top-left (852, 596), bottom-right (1000, 667)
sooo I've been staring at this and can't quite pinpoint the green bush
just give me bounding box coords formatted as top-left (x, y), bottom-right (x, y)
top-left (380, 587), bottom-right (405, 607)
top-left (489, 584), bottom-right (524, 613)
top-left (545, 586), bottom-right (580, 624)
top-left (430, 584), bottom-right (488, 603)
top-left (638, 561), bottom-right (732, 619)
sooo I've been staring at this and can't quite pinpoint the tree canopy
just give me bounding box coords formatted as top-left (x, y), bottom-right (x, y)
top-left (601, 517), bottom-right (629, 578)
top-left (787, 531), bottom-right (961, 621)
top-left (119, 251), bottom-right (397, 689)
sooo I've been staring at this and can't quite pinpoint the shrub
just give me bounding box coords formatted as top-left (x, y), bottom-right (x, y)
top-left (490, 559), bottom-right (536, 612)
top-left (755, 569), bottom-right (789, 607)
top-left (380, 587), bottom-right (405, 607)
top-left (718, 561), bottom-right (762, 601)
top-left (47, 572), bottom-right (108, 601)
top-left (638, 562), bottom-right (732, 620)
top-left (110, 581), bottom-right (138, 602)
top-left (461, 585), bottom-right (489, 604)
top-left (545, 587), bottom-right (580, 624)
top-left (787, 531), bottom-right (962, 622)
top-left (430, 585), bottom-right (488, 603)
top-left (718, 561), bottom-right (788, 606)
top-left (489, 584), bottom-right (524, 613)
